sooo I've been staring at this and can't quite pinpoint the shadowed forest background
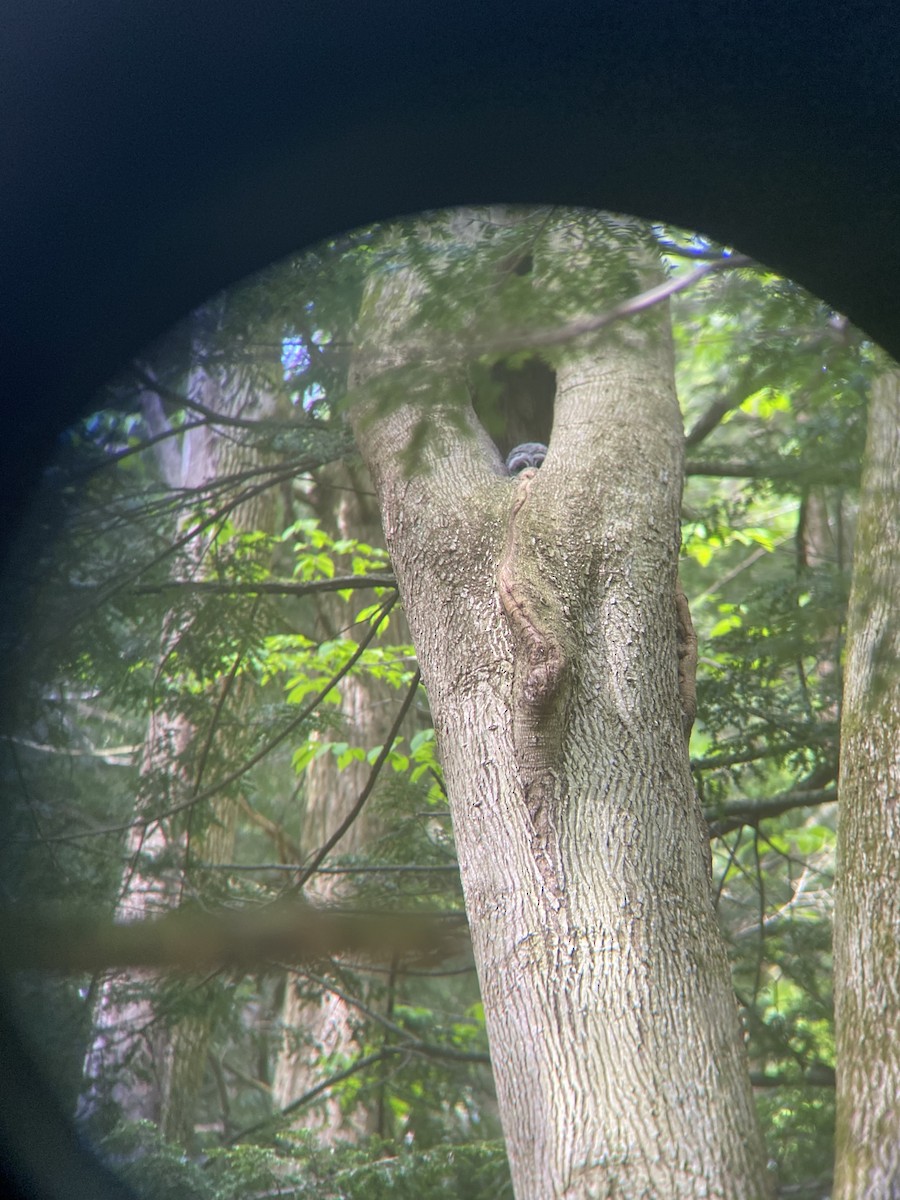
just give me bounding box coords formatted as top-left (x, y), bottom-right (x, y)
top-left (1, 208), bottom-right (893, 1199)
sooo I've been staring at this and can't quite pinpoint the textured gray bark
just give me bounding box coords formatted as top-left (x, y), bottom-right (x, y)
top-left (349, 210), bottom-right (770, 1199)
top-left (833, 369), bottom-right (900, 1200)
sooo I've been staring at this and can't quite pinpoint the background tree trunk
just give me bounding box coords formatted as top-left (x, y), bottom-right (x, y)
top-left (81, 332), bottom-right (281, 1144)
top-left (272, 462), bottom-right (408, 1141)
top-left (833, 368), bottom-right (900, 1199)
top-left (350, 210), bottom-right (770, 1198)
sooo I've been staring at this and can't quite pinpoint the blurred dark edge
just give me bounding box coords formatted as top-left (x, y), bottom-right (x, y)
top-left (2, 1), bottom-right (898, 1195)
top-left (0, 988), bottom-right (139, 1200)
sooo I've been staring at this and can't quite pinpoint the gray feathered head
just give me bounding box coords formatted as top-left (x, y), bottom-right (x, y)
top-left (505, 442), bottom-right (548, 475)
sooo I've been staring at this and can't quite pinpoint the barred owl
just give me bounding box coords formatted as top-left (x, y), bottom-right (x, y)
top-left (505, 442), bottom-right (548, 475)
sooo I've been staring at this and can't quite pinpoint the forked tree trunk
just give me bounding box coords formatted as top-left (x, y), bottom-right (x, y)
top-left (833, 368), bottom-right (900, 1199)
top-left (349, 209), bottom-right (770, 1199)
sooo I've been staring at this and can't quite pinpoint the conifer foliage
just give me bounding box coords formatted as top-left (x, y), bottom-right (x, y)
top-left (0, 209), bottom-right (886, 1199)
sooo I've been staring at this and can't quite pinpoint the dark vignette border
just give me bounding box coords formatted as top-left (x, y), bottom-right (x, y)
top-left (2, 3), bottom-right (898, 1195)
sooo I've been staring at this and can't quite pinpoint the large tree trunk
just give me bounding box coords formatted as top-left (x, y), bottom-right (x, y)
top-left (348, 209), bottom-right (770, 1199)
top-left (833, 368), bottom-right (900, 1199)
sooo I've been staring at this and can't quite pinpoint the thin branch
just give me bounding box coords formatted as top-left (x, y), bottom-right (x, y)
top-left (755, 826), bottom-right (833, 884)
top-left (292, 667), bottom-right (423, 891)
top-left (131, 574), bottom-right (397, 598)
top-left (197, 861), bottom-right (460, 875)
top-left (685, 459), bottom-right (857, 486)
top-left (136, 597), bottom-right (399, 829)
top-left (693, 539), bottom-right (790, 605)
top-left (58, 462), bottom-right (305, 636)
top-left (0, 902), bottom-right (458, 973)
top-left (658, 241), bottom-right (745, 262)
top-left (692, 738), bottom-right (825, 772)
top-left (192, 607), bottom-right (256, 798)
top-left (140, 389), bottom-right (185, 486)
top-left (505, 256), bottom-right (752, 354)
top-left (705, 787), bottom-right (837, 837)
top-left (53, 445), bottom-right (357, 646)
top-left (226, 969), bottom-right (488, 1147)
top-left (752, 826), bottom-right (766, 1001)
top-left (133, 362), bottom-right (291, 432)
top-left (749, 1067), bottom-right (835, 1088)
top-left (219, 1055), bottom-right (272, 1096)
top-left (295, 965), bottom-right (488, 1065)
top-left (364, 254), bottom-right (753, 370)
top-left (2, 735), bottom-right (141, 764)
top-left (180, 602), bottom-right (261, 882)
top-left (208, 1052), bottom-right (234, 1140)
top-left (713, 826), bottom-right (744, 910)
top-left (684, 367), bottom-right (758, 449)
top-left (234, 797), bottom-right (302, 863)
top-left (78, 418), bottom-right (208, 477)
top-left (296, 966), bottom-right (420, 1044)
top-left (225, 1048), bottom-right (397, 1145)
top-left (26, 596), bottom-right (399, 843)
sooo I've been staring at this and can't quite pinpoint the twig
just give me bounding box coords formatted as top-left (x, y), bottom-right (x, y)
top-left (25, 597), bottom-right (399, 843)
top-left (131, 574), bottom-right (396, 598)
top-left (705, 787), bottom-right (837, 837)
top-left (292, 667), bottom-right (422, 891)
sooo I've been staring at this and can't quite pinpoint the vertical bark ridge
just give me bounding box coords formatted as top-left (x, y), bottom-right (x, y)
top-left (833, 369), bottom-right (900, 1199)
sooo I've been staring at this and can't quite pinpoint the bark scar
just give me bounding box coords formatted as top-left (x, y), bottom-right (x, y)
top-left (497, 469), bottom-right (567, 712)
top-left (497, 468), bottom-right (567, 903)
top-left (675, 575), bottom-right (698, 739)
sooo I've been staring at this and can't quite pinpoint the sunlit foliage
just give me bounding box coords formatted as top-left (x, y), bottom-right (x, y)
top-left (0, 210), bottom-right (879, 1198)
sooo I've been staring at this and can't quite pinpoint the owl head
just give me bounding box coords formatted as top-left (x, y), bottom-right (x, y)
top-left (505, 442), bottom-right (548, 475)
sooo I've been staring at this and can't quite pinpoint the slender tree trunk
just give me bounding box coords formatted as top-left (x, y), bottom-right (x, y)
top-left (80, 337), bottom-right (280, 1144)
top-left (348, 209), bottom-right (770, 1199)
top-left (833, 368), bottom-right (900, 1200)
top-left (272, 463), bottom-right (405, 1140)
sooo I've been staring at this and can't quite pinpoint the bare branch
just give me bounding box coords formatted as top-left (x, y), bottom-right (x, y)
top-left (505, 256), bottom-right (751, 354)
top-left (24, 596), bottom-right (400, 843)
top-left (749, 1066), bottom-right (835, 1089)
top-left (133, 362), bottom-right (283, 431)
top-left (198, 861), bottom-right (460, 875)
top-left (234, 797), bottom-right (302, 863)
top-left (297, 965), bottom-right (486, 1063)
top-left (139, 389), bottom-right (186, 484)
top-left (132, 574), bottom-right (397, 598)
top-left (684, 368), bottom-right (757, 449)
top-left (362, 253), bottom-right (753, 372)
top-left (686, 459), bottom-right (857, 486)
top-left (0, 902), bottom-right (460, 973)
top-left (706, 787), bottom-right (837, 837)
top-left (658, 241), bottom-right (745, 263)
top-left (292, 667), bottom-right (423, 891)
top-left (226, 1048), bottom-right (395, 1145)
top-left (692, 738), bottom-right (823, 772)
